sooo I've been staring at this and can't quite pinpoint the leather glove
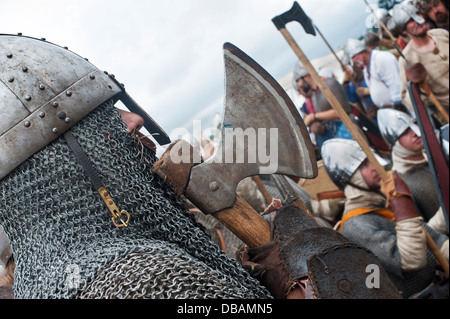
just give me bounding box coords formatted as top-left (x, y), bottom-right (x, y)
top-left (238, 204), bottom-right (402, 299)
top-left (237, 205), bottom-right (314, 299)
top-left (406, 63), bottom-right (427, 84)
top-left (380, 171), bottom-right (419, 222)
top-left (237, 241), bottom-right (294, 298)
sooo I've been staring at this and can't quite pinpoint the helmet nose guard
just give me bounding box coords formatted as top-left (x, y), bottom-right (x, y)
top-left (0, 34), bottom-right (169, 180)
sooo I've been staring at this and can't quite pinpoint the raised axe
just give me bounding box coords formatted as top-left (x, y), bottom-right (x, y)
top-left (273, 2), bottom-right (449, 273)
top-left (279, 2), bottom-right (389, 151)
top-left (273, 2), bottom-right (389, 183)
top-left (281, 2), bottom-right (372, 115)
top-left (153, 42), bottom-right (317, 248)
top-left (363, 0), bottom-right (449, 124)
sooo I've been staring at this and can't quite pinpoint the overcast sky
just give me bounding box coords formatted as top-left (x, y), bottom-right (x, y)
top-left (1, 0), bottom-right (375, 141)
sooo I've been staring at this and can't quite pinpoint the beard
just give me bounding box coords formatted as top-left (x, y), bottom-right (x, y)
top-left (407, 23), bottom-right (429, 37)
top-left (436, 11), bottom-right (449, 24)
top-left (300, 81), bottom-right (312, 95)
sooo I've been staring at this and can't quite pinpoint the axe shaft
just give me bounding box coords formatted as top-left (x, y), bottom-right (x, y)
top-left (278, 27), bottom-right (389, 181)
top-left (252, 176), bottom-right (273, 205)
top-left (314, 25), bottom-right (346, 71)
top-left (213, 195), bottom-right (271, 247)
top-left (421, 85), bottom-right (449, 123)
top-left (313, 24), bottom-right (372, 116)
top-left (424, 226), bottom-right (449, 275)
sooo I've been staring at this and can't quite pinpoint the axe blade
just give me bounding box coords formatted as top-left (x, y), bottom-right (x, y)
top-left (184, 42), bottom-right (317, 214)
top-left (272, 1), bottom-right (316, 35)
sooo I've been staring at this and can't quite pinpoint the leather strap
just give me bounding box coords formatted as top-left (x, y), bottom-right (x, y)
top-left (64, 131), bottom-right (103, 190)
top-left (63, 131), bottom-right (130, 228)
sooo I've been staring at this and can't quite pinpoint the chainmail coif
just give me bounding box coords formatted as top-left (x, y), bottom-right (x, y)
top-left (0, 100), bottom-right (271, 299)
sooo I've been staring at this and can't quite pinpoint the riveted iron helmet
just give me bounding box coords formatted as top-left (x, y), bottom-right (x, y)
top-left (0, 34), bottom-right (169, 181)
top-left (392, 1), bottom-right (426, 31)
top-left (377, 108), bottom-right (421, 146)
top-left (345, 38), bottom-right (367, 59)
top-left (321, 138), bottom-right (390, 190)
top-left (292, 60), bottom-right (309, 88)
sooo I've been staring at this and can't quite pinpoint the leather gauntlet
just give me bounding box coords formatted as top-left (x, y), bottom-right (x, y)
top-left (381, 171), bottom-right (419, 222)
top-left (237, 205), bottom-right (401, 299)
top-left (405, 63), bottom-right (427, 84)
top-left (238, 242), bottom-right (295, 298)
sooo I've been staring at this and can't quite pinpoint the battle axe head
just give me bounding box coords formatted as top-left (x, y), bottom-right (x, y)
top-left (154, 43), bottom-right (317, 215)
top-left (272, 2), bottom-right (316, 35)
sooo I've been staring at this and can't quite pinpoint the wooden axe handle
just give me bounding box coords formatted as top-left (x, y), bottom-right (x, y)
top-left (313, 24), bottom-right (372, 117)
top-left (279, 28), bottom-right (389, 181)
top-left (424, 226), bottom-right (449, 275)
top-left (420, 83), bottom-right (449, 123)
top-left (213, 194), bottom-right (271, 248)
top-left (252, 176), bottom-right (273, 205)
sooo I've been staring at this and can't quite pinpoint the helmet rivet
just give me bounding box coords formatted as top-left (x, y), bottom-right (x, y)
top-left (57, 111), bottom-right (67, 119)
top-left (52, 101), bottom-right (59, 108)
top-left (39, 84), bottom-right (45, 90)
top-left (25, 95), bottom-right (32, 101)
top-left (6, 53), bottom-right (13, 58)
top-left (39, 112), bottom-right (45, 118)
top-left (52, 128), bottom-right (58, 134)
top-left (90, 74), bottom-right (96, 80)
top-left (65, 117), bottom-right (71, 124)
top-left (24, 121), bottom-right (31, 127)
top-left (8, 76), bottom-right (14, 83)
top-left (22, 66), bottom-right (28, 72)
top-left (66, 91), bottom-right (72, 97)
top-left (209, 181), bottom-right (220, 192)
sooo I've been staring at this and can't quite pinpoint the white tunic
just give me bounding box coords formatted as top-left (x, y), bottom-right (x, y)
top-left (364, 49), bottom-right (402, 108)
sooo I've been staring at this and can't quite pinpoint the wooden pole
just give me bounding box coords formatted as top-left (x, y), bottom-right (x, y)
top-left (279, 27), bottom-right (390, 182)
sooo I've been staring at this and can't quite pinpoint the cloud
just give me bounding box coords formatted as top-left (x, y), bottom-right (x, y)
top-left (1, 0), bottom-right (369, 137)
